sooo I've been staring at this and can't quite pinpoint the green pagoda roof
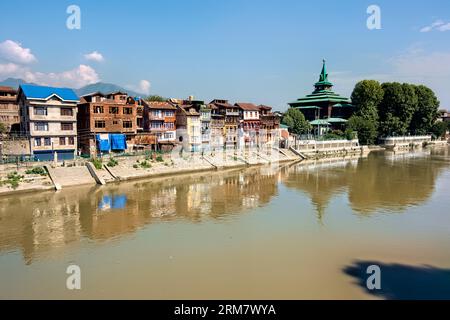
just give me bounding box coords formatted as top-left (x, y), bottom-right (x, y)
top-left (288, 59), bottom-right (352, 108)
top-left (314, 59), bottom-right (333, 87)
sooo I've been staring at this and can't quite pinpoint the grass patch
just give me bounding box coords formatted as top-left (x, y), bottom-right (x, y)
top-left (107, 158), bottom-right (119, 167)
top-left (1, 172), bottom-right (24, 189)
top-left (156, 155), bottom-right (164, 162)
top-left (140, 160), bottom-right (151, 169)
top-left (25, 167), bottom-right (47, 176)
top-left (90, 158), bottom-right (103, 170)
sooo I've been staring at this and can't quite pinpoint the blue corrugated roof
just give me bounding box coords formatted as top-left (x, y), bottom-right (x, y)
top-left (20, 84), bottom-right (79, 101)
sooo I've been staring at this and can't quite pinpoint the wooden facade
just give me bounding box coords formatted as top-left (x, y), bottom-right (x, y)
top-left (0, 86), bottom-right (19, 133)
top-left (77, 91), bottom-right (139, 155)
top-left (141, 100), bottom-right (177, 151)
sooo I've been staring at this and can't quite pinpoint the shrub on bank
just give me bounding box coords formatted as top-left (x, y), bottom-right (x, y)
top-left (90, 158), bottom-right (103, 170)
top-left (25, 167), bottom-right (47, 176)
top-left (107, 158), bottom-right (119, 167)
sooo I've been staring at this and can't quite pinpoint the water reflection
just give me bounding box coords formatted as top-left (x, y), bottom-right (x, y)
top-left (283, 149), bottom-right (448, 219)
top-left (0, 166), bottom-right (281, 263)
top-left (0, 148), bottom-right (448, 263)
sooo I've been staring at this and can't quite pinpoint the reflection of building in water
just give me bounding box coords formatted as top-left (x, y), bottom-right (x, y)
top-left (0, 189), bottom-right (86, 264)
top-left (0, 166), bottom-right (279, 263)
top-left (283, 152), bottom-right (447, 220)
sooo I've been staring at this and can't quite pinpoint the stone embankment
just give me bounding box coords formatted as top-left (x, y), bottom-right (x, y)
top-left (0, 148), bottom-right (299, 196)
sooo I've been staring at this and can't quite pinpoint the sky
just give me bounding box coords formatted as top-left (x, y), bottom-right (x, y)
top-left (1, 0), bottom-right (450, 110)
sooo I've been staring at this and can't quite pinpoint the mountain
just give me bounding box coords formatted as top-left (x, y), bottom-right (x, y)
top-left (0, 78), bottom-right (36, 88)
top-left (0, 78), bottom-right (144, 98)
top-left (75, 82), bottom-right (144, 98)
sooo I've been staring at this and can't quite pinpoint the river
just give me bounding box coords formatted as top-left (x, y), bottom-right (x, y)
top-left (1, 148), bottom-right (449, 299)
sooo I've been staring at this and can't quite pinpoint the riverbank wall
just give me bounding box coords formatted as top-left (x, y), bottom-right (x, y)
top-left (0, 148), bottom-right (301, 196)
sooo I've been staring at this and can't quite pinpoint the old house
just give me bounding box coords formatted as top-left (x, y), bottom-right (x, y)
top-left (141, 100), bottom-right (177, 151)
top-left (208, 102), bottom-right (225, 150)
top-left (0, 86), bottom-right (20, 133)
top-left (235, 102), bottom-right (261, 146)
top-left (210, 99), bottom-right (239, 148)
top-left (77, 91), bottom-right (138, 155)
top-left (17, 84), bottom-right (79, 161)
top-left (258, 105), bottom-right (280, 144)
top-left (173, 99), bottom-right (201, 152)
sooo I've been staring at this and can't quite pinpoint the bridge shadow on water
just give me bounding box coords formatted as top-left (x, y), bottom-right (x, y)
top-left (343, 261), bottom-right (450, 300)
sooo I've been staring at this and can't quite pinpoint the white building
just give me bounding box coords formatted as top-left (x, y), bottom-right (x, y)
top-left (18, 84), bottom-right (79, 161)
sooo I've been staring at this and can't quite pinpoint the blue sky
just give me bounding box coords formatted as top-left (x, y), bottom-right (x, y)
top-left (1, 0), bottom-right (450, 110)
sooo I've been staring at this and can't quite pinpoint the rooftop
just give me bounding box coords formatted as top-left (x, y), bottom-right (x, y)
top-left (144, 101), bottom-right (177, 110)
top-left (20, 84), bottom-right (79, 102)
top-left (235, 102), bottom-right (259, 111)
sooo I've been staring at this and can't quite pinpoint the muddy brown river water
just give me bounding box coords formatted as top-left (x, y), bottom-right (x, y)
top-left (1, 148), bottom-right (449, 299)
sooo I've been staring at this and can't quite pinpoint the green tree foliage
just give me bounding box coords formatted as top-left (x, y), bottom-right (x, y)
top-left (145, 95), bottom-right (167, 102)
top-left (378, 82), bottom-right (418, 136)
top-left (281, 108), bottom-right (311, 135)
top-left (351, 80), bottom-right (384, 122)
top-left (346, 115), bottom-right (378, 145)
top-left (430, 121), bottom-right (448, 138)
top-left (409, 85), bottom-right (440, 134)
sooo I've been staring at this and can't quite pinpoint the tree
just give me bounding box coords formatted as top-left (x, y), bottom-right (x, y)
top-left (145, 95), bottom-right (167, 102)
top-left (351, 80), bottom-right (384, 122)
top-left (409, 85), bottom-right (440, 134)
top-left (346, 115), bottom-right (378, 145)
top-left (378, 82), bottom-right (418, 136)
top-left (281, 108), bottom-right (311, 135)
top-left (430, 121), bottom-right (447, 139)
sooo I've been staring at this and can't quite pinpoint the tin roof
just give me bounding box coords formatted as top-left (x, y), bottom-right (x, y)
top-left (20, 84), bottom-right (79, 102)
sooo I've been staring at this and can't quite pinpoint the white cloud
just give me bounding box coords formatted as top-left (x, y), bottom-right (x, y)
top-left (437, 23), bottom-right (450, 31)
top-left (126, 79), bottom-right (151, 95)
top-left (84, 51), bottom-right (104, 62)
top-left (0, 40), bottom-right (37, 64)
top-left (138, 80), bottom-right (151, 94)
top-left (420, 20), bottom-right (449, 32)
top-left (0, 63), bottom-right (100, 88)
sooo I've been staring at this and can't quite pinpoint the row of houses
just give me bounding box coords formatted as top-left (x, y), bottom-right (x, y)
top-left (0, 84), bottom-right (281, 161)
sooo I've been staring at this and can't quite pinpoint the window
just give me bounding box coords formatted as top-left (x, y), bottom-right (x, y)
top-left (34, 138), bottom-right (41, 146)
top-left (165, 111), bottom-right (174, 117)
top-left (123, 121), bottom-right (133, 128)
top-left (44, 137), bottom-right (51, 146)
top-left (34, 122), bottom-right (48, 131)
top-left (68, 137), bottom-right (75, 145)
top-left (95, 120), bottom-right (106, 128)
top-left (34, 107), bottom-right (47, 116)
top-left (94, 106), bottom-right (104, 113)
top-left (110, 106), bottom-right (119, 114)
top-left (113, 120), bottom-right (118, 125)
top-left (61, 123), bottom-right (73, 131)
top-left (61, 108), bottom-right (73, 116)
top-left (59, 137), bottom-right (66, 145)
top-left (123, 107), bottom-right (133, 115)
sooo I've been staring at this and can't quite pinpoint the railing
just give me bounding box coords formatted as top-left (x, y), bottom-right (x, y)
top-left (380, 135), bottom-right (432, 145)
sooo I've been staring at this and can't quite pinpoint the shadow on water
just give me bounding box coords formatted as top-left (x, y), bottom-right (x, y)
top-left (343, 260), bottom-right (450, 300)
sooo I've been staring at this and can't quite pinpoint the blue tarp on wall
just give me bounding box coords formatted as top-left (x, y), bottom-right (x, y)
top-left (96, 134), bottom-right (111, 152)
top-left (96, 134), bottom-right (127, 152)
top-left (110, 134), bottom-right (127, 151)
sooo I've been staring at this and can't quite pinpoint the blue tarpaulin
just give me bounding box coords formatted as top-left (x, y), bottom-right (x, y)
top-left (96, 134), bottom-right (111, 152)
top-left (98, 194), bottom-right (127, 211)
top-left (110, 134), bottom-right (127, 151)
